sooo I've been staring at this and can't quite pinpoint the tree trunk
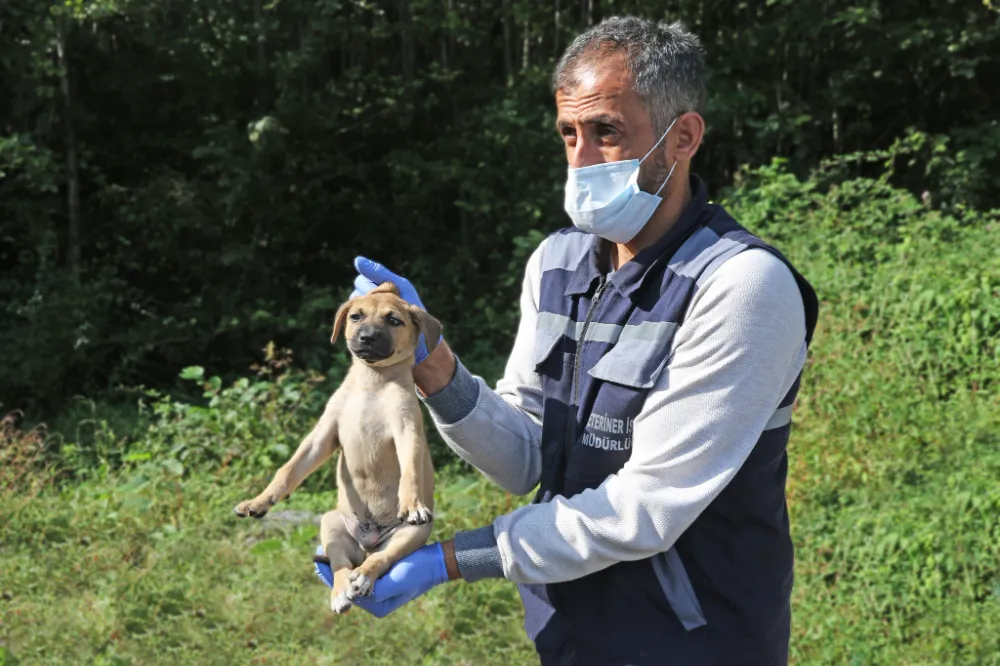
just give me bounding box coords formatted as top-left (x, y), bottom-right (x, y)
top-left (502, 0), bottom-right (512, 80)
top-left (441, 0), bottom-right (453, 71)
top-left (55, 20), bottom-right (80, 280)
top-left (832, 108), bottom-right (841, 154)
top-left (522, 18), bottom-right (529, 71)
top-left (554, 0), bottom-right (561, 58)
top-left (253, 0), bottom-right (267, 111)
top-left (341, 11), bottom-right (350, 72)
top-left (399, 0), bottom-right (414, 85)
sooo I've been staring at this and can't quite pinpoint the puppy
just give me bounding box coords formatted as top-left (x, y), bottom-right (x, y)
top-left (233, 281), bottom-right (440, 613)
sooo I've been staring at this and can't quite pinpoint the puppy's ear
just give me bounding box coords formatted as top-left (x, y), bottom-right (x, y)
top-left (330, 300), bottom-right (352, 344)
top-left (409, 306), bottom-right (442, 355)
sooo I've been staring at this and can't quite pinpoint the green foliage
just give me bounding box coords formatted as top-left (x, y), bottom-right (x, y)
top-left (134, 346), bottom-right (343, 484)
top-left (47, 341), bottom-right (461, 488)
top-left (716, 163), bottom-right (1000, 662)
top-left (726, 156), bottom-right (1000, 401)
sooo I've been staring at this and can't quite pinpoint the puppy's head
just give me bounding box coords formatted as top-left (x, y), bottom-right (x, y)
top-left (330, 282), bottom-right (442, 368)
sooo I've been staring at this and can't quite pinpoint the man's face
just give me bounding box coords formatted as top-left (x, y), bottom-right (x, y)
top-left (555, 53), bottom-right (671, 193)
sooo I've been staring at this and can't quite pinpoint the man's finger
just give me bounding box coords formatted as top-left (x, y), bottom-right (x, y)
top-left (354, 256), bottom-right (401, 285)
top-left (353, 274), bottom-right (378, 295)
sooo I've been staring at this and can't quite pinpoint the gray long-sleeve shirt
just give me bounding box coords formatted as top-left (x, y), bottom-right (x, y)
top-left (421, 236), bottom-right (808, 583)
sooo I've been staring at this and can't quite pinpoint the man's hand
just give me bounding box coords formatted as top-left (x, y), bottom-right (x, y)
top-left (312, 541), bottom-right (459, 616)
top-left (348, 542), bottom-right (459, 618)
top-left (351, 256), bottom-right (441, 365)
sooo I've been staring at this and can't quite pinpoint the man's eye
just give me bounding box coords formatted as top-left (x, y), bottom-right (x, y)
top-left (349, 313), bottom-right (363, 322)
top-left (597, 124), bottom-right (617, 137)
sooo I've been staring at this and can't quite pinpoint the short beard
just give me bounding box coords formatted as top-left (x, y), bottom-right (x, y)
top-left (637, 145), bottom-right (672, 196)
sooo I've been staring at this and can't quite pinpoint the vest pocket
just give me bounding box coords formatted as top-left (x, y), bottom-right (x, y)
top-left (650, 548), bottom-right (707, 631)
top-left (586, 324), bottom-right (677, 389)
top-left (532, 325), bottom-right (574, 371)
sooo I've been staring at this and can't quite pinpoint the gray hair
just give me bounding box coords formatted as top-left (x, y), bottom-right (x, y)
top-left (552, 16), bottom-right (707, 136)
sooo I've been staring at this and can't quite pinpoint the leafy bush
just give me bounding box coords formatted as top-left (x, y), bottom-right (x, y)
top-left (727, 156), bottom-right (1000, 399)
top-left (127, 345), bottom-right (347, 489)
top-left (0, 411), bottom-right (60, 536)
top-left (721, 160), bottom-right (1000, 663)
top-left (101, 340), bottom-right (464, 493)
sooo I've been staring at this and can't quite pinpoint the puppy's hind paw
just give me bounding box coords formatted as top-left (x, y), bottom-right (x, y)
top-left (347, 570), bottom-right (374, 599)
top-left (331, 591), bottom-right (353, 614)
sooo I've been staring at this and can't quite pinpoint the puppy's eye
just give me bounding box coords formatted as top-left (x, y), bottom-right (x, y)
top-left (349, 312), bottom-right (363, 322)
top-left (386, 314), bottom-right (404, 327)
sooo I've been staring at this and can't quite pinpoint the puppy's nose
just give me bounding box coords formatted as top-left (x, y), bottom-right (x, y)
top-left (357, 327), bottom-right (382, 345)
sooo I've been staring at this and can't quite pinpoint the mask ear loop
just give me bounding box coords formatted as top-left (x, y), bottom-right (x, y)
top-left (655, 160), bottom-right (679, 197)
top-left (641, 117), bottom-right (679, 197)
top-left (639, 117), bottom-right (679, 164)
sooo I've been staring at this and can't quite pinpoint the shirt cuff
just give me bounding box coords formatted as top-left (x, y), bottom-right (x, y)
top-left (453, 525), bottom-right (505, 582)
top-left (419, 354), bottom-right (480, 425)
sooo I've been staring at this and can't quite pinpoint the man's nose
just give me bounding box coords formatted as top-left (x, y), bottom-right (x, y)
top-left (569, 138), bottom-right (605, 169)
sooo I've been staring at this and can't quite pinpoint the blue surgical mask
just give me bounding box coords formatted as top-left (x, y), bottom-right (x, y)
top-left (563, 117), bottom-right (678, 244)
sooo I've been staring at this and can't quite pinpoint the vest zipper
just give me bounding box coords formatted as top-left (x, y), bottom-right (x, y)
top-left (565, 276), bottom-right (609, 463)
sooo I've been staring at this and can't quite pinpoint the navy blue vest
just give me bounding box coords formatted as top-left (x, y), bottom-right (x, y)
top-left (520, 176), bottom-right (819, 666)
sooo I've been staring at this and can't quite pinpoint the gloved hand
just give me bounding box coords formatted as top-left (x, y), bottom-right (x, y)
top-left (351, 543), bottom-right (450, 618)
top-left (313, 543), bottom-right (335, 588)
top-left (311, 542), bottom-right (450, 617)
top-left (351, 256), bottom-right (441, 364)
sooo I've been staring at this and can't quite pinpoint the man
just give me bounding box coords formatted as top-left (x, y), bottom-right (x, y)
top-left (324, 15), bottom-right (819, 666)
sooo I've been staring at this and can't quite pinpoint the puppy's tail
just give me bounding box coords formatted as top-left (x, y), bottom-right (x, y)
top-left (313, 543), bottom-right (333, 588)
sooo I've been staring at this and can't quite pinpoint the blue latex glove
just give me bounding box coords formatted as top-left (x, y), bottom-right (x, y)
top-left (313, 542), bottom-right (449, 618)
top-left (353, 543), bottom-right (450, 617)
top-left (350, 256), bottom-right (441, 364)
top-left (313, 543), bottom-right (335, 588)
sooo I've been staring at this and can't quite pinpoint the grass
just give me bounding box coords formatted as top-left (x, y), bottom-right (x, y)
top-left (0, 462), bottom-right (538, 666)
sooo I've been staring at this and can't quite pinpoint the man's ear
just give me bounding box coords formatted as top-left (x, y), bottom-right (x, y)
top-left (409, 306), bottom-right (442, 354)
top-left (330, 301), bottom-right (352, 344)
top-left (671, 111), bottom-right (706, 163)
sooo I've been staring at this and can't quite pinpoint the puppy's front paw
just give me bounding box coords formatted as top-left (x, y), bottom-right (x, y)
top-left (331, 590), bottom-right (353, 614)
top-left (347, 570), bottom-right (374, 599)
top-left (232, 494), bottom-right (278, 519)
top-left (397, 499), bottom-right (432, 526)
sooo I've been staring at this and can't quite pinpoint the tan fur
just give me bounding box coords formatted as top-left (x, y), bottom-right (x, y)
top-left (233, 282), bottom-right (441, 613)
